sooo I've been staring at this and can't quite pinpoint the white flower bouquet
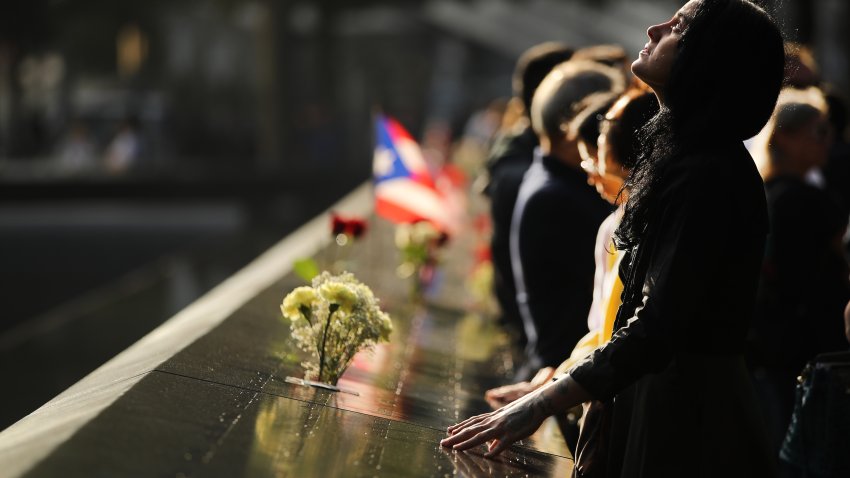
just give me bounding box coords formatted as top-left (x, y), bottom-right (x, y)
top-left (280, 271), bottom-right (393, 386)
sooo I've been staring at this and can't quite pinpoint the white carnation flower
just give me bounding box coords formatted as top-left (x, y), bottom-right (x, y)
top-left (280, 286), bottom-right (318, 321)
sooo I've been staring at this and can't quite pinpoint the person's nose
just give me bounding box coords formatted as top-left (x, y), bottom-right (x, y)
top-left (647, 19), bottom-right (671, 43)
top-left (647, 23), bottom-right (662, 42)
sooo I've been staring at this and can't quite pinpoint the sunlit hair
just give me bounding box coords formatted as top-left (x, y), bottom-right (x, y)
top-left (573, 44), bottom-right (629, 70)
top-left (602, 89), bottom-right (659, 172)
top-left (750, 86), bottom-right (829, 178)
top-left (512, 42), bottom-right (575, 116)
top-left (569, 92), bottom-right (620, 145)
top-left (784, 42), bottom-right (821, 88)
top-left (615, 0), bottom-right (785, 249)
top-left (570, 92), bottom-right (620, 169)
top-left (530, 60), bottom-right (626, 142)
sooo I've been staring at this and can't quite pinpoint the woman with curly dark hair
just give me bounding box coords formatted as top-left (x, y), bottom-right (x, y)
top-left (442, 1), bottom-right (785, 476)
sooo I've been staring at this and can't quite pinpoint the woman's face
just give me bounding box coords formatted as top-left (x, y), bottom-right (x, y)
top-left (593, 132), bottom-right (627, 205)
top-left (632, 0), bottom-right (699, 92)
top-left (579, 138), bottom-right (604, 189)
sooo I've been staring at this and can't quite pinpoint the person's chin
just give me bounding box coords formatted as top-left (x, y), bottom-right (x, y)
top-left (630, 58), bottom-right (645, 77)
top-left (631, 62), bottom-right (657, 88)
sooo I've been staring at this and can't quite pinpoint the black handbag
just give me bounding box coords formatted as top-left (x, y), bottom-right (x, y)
top-left (780, 351), bottom-right (850, 477)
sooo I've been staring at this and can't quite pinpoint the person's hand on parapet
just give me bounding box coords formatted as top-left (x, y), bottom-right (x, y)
top-left (442, 387), bottom-right (551, 457)
top-left (484, 366), bottom-right (555, 408)
top-left (442, 374), bottom-right (591, 457)
top-left (485, 382), bottom-right (537, 409)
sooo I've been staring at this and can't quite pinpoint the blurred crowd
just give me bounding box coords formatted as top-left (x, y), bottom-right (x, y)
top-left (53, 116), bottom-right (145, 177)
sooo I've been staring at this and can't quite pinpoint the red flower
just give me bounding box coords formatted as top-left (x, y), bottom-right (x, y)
top-left (331, 213), bottom-right (369, 239)
top-left (348, 220), bottom-right (367, 238)
top-left (331, 215), bottom-right (347, 236)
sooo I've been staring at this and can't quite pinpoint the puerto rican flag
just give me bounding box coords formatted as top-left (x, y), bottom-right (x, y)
top-left (373, 116), bottom-right (456, 232)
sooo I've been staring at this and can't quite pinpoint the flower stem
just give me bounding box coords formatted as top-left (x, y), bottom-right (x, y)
top-left (318, 304), bottom-right (339, 383)
top-left (318, 319), bottom-right (330, 382)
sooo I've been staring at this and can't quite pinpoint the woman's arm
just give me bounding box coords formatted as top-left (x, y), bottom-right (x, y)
top-left (440, 374), bottom-right (591, 456)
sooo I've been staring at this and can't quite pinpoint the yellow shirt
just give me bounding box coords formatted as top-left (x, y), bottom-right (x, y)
top-left (554, 227), bottom-right (624, 375)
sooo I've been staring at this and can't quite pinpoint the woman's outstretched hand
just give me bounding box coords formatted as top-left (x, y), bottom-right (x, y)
top-left (484, 366), bottom-right (555, 409)
top-left (440, 374), bottom-right (591, 457)
top-left (441, 389), bottom-right (553, 456)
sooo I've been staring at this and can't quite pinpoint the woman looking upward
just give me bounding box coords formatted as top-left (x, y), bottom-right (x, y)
top-left (441, 1), bottom-right (785, 476)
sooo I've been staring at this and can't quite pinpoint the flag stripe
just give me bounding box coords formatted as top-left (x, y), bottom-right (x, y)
top-left (373, 115), bottom-right (453, 232)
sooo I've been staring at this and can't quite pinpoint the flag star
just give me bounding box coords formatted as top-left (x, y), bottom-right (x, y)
top-left (373, 146), bottom-right (395, 177)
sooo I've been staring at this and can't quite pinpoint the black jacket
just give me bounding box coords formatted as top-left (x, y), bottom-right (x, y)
top-left (511, 152), bottom-right (611, 369)
top-left (570, 143), bottom-right (775, 477)
top-left (485, 124), bottom-right (539, 343)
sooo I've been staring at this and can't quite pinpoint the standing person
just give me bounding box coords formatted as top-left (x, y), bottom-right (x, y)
top-left (822, 90), bottom-right (850, 220)
top-left (509, 60), bottom-right (623, 380)
top-left (104, 116), bottom-right (142, 175)
top-left (442, 1), bottom-right (785, 477)
top-left (486, 43), bottom-right (575, 353)
top-left (846, 300), bottom-right (850, 344)
top-left (749, 87), bottom-right (850, 455)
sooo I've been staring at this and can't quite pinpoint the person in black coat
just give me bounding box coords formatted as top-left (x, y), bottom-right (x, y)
top-left (509, 60), bottom-right (623, 377)
top-left (748, 88), bottom-right (850, 456)
top-left (443, 2), bottom-right (786, 476)
top-left (485, 42), bottom-right (575, 350)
